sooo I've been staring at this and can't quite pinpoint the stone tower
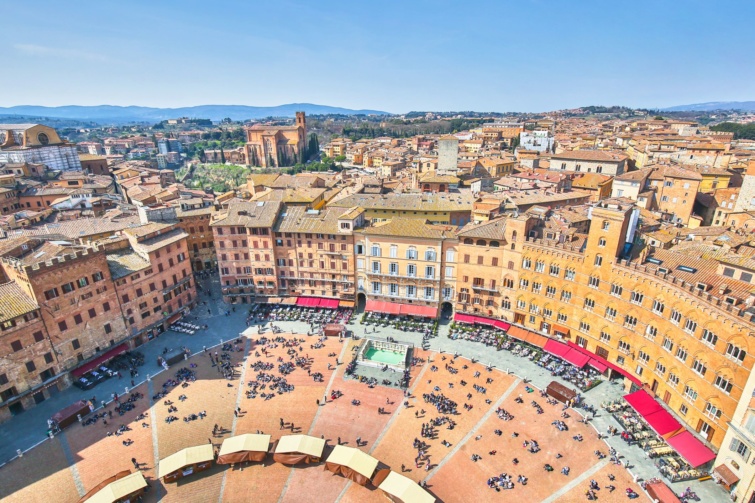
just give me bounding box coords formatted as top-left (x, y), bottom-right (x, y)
top-left (438, 135), bottom-right (459, 175)
top-left (296, 112), bottom-right (306, 129)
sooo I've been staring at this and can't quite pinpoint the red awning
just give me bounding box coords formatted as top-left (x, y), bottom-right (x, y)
top-left (624, 390), bottom-right (663, 416)
top-left (562, 348), bottom-right (591, 368)
top-left (588, 359), bottom-right (608, 373)
top-left (365, 300), bottom-right (402, 315)
top-left (666, 431), bottom-right (717, 467)
top-left (474, 315), bottom-right (496, 326)
top-left (644, 409), bottom-right (683, 437)
top-left (544, 339), bottom-right (571, 358)
top-left (568, 342), bottom-right (642, 385)
top-left (399, 304), bottom-right (437, 318)
top-left (319, 298), bottom-right (340, 309)
top-left (72, 344), bottom-right (128, 377)
top-left (493, 320), bottom-right (511, 331)
top-left (552, 324), bottom-right (570, 335)
top-left (296, 297), bottom-right (310, 307)
top-left (454, 313), bottom-right (477, 324)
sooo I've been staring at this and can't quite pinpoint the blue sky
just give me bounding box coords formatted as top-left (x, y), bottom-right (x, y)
top-left (2, 0), bottom-right (753, 112)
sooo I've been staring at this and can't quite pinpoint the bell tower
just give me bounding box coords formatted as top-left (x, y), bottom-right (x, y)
top-left (296, 111), bottom-right (306, 129)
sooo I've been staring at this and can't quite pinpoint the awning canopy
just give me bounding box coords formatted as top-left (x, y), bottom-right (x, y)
top-left (296, 296), bottom-right (320, 307)
top-left (666, 431), bottom-right (716, 467)
top-left (281, 297), bottom-right (298, 305)
top-left (561, 348), bottom-right (591, 368)
top-left (624, 390), bottom-right (662, 416)
top-left (274, 434), bottom-right (326, 458)
top-left (72, 344), bottom-right (128, 377)
top-left (713, 463), bottom-right (740, 487)
top-left (377, 471), bottom-right (436, 503)
top-left (552, 324), bottom-right (570, 335)
top-left (365, 300), bottom-right (402, 315)
top-left (339, 300), bottom-right (355, 308)
top-left (219, 434), bottom-right (270, 457)
top-left (159, 444), bottom-right (214, 478)
top-left (319, 298), bottom-right (340, 309)
top-left (588, 359), bottom-right (608, 373)
top-left (507, 326), bottom-right (548, 348)
top-left (567, 342), bottom-right (641, 385)
top-left (81, 471), bottom-right (148, 503)
top-left (544, 339), bottom-right (571, 358)
top-left (400, 304), bottom-right (437, 318)
top-left (494, 320), bottom-right (511, 331)
top-left (325, 445), bottom-right (379, 479)
top-left (454, 313), bottom-right (477, 324)
top-left (644, 410), bottom-right (684, 438)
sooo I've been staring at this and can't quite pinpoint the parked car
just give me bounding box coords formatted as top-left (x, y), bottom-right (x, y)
top-left (73, 377), bottom-right (96, 390)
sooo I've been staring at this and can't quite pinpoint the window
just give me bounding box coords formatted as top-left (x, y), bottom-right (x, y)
top-left (670, 309), bottom-right (681, 325)
top-left (714, 375), bottom-right (733, 394)
top-left (730, 438), bottom-right (750, 461)
top-left (33, 331), bottom-right (44, 343)
top-left (701, 329), bottom-right (718, 347)
top-left (62, 282), bottom-right (75, 294)
top-left (389, 262), bottom-right (398, 275)
top-left (584, 298), bottom-right (595, 311)
top-left (11, 340), bottom-right (22, 352)
top-left (71, 338), bottom-right (80, 350)
top-left (675, 347), bottom-right (688, 362)
top-left (610, 283), bottom-right (623, 297)
top-left (594, 255), bottom-right (603, 266)
top-left (44, 288), bottom-right (59, 300)
top-left (560, 290), bottom-right (571, 302)
top-left (605, 307), bottom-right (617, 321)
top-left (371, 282), bottom-right (381, 294)
top-left (371, 261), bottom-right (381, 274)
top-left (630, 291), bottom-right (644, 305)
top-left (406, 247), bottom-right (417, 259)
top-left (688, 355), bottom-right (705, 374)
top-left (588, 276), bottom-right (600, 288)
top-left (638, 351), bottom-right (649, 364)
top-left (371, 245), bottom-right (381, 257)
top-left (684, 319), bottom-right (697, 335)
top-left (58, 320), bottom-right (68, 332)
top-left (624, 315), bottom-right (637, 328)
top-left (407, 264), bottom-right (416, 277)
top-left (600, 331), bottom-right (611, 343)
top-left (26, 361), bottom-right (36, 372)
top-left (389, 245), bottom-right (397, 258)
top-left (543, 308), bottom-right (552, 318)
top-left (575, 336), bottom-right (587, 347)
top-left (722, 267), bottom-right (735, 278)
top-left (579, 321), bottom-right (590, 333)
top-left (618, 340), bottom-right (630, 354)
top-left (502, 298), bottom-right (511, 310)
top-left (519, 278), bottom-right (529, 289)
top-left (103, 302), bottom-right (111, 312)
top-left (726, 343), bottom-right (746, 363)
top-left (557, 312), bottom-right (568, 322)
top-left (77, 277), bottom-right (89, 288)
top-left (406, 285), bottom-right (416, 298)
top-left (425, 266), bottom-right (435, 279)
top-left (104, 323), bottom-right (112, 334)
top-left (549, 264), bottom-right (560, 276)
top-left (446, 249), bottom-right (455, 262)
top-left (424, 287), bottom-right (434, 300)
top-left (522, 258), bottom-right (532, 269)
top-left (602, 220), bottom-right (610, 230)
top-left (668, 372), bottom-right (679, 387)
top-left (652, 300), bottom-right (664, 314)
top-left (517, 299), bottom-right (526, 309)
top-left (565, 268), bottom-right (575, 281)
top-left (389, 283), bottom-right (398, 296)
top-left (445, 266), bottom-right (453, 279)
top-left (491, 257), bottom-right (498, 267)
top-left (655, 361), bottom-right (666, 375)
top-left (546, 286), bottom-right (556, 298)
top-left (425, 249), bottom-right (436, 261)
top-left (646, 325), bottom-right (657, 339)
top-left (683, 385), bottom-right (698, 402)
top-left (679, 403), bottom-right (688, 416)
top-left (535, 261), bottom-right (545, 273)
top-left (92, 272), bottom-right (104, 282)
top-left (598, 238), bottom-right (606, 247)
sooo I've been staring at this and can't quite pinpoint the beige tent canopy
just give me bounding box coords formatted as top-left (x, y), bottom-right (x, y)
top-left (377, 470), bottom-right (435, 503)
top-left (159, 444), bottom-right (214, 482)
top-left (79, 470), bottom-right (147, 503)
top-left (217, 433), bottom-right (271, 464)
top-left (273, 434), bottom-right (326, 465)
top-left (324, 445), bottom-right (379, 486)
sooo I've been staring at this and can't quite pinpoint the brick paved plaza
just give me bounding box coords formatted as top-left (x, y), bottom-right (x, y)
top-left (0, 279), bottom-right (727, 502)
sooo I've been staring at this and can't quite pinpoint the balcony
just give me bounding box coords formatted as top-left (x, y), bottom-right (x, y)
top-left (365, 271), bottom-right (440, 282)
top-left (472, 284), bottom-right (499, 294)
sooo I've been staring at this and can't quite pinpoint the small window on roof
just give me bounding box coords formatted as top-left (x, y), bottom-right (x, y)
top-left (647, 257), bottom-right (662, 265)
top-left (696, 282), bottom-right (708, 291)
top-left (677, 265), bottom-right (697, 273)
top-left (725, 296), bottom-right (737, 305)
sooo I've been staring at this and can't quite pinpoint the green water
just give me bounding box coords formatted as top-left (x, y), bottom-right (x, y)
top-left (364, 347), bottom-right (405, 365)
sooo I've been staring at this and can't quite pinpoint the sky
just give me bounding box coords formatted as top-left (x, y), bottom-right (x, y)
top-left (2, 0), bottom-right (754, 113)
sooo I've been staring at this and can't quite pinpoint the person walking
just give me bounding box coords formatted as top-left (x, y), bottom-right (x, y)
top-left (131, 457), bottom-right (139, 469)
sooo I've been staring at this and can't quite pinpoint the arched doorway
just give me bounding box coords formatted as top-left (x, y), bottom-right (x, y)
top-left (357, 293), bottom-right (367, 313)
top-left (440, 301), bottom-right (453, 321)
top-left (194, 260), bottom-right (203, 271)
top-left (439, 184), bottom-right (446, 192)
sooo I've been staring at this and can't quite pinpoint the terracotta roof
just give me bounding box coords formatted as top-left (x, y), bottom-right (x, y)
top-left (358, 218), bottom-right (450, 240)
top-left (0, 282), bottom-right (38, 323)
top-left (107, 251), bottom-right (151, 279)
top-left (551, 150), bottom-right (627, 162)
top-left (456, 218), bottom-right (508, 240)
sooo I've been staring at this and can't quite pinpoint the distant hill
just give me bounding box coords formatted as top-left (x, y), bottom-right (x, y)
top-left (0, 104), bottom-right (390, 124)
top-left (662, 101), bottom-right (755, 112)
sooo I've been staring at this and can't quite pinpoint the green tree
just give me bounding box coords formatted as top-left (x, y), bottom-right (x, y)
top-left (220, 148), bottom-right (226, 164)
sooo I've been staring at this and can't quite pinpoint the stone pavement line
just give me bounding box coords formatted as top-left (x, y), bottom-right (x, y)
top-left (59, 431), bottom-right (86, 496)
top-left (147, 379), bottom-right (163, 501)
top-left (218, 338), bottom-right (252, 503)
top-left (540, 458), bottom-right (610, 503)
top-left (278, 338), bottom-right (352, 503)
top-left (334, 348), bottom-right (435, 502)
top-left (423, 377), bottom-right (521, 483)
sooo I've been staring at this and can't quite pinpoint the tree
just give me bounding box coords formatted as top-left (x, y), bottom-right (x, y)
top-left (334, 155), bottom-right (346, 162)
top-left (220, 148), bottom-right (226, 164)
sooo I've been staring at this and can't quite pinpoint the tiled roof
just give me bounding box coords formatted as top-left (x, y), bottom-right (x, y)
top-left (551, 150), bottom-right (627, 162)
top-left (130, 228), bottom-right (188, 253)
top-left (211, 201), bottom-right (282, 228)
top-left (106, 251), bottom-right (151, 279)
top-left (274, 206), bottom-right (343, 234)
top-left (329, 192), bottom-right (474, 213)
top-left (0, 282), bottom-right (38, 323)
top-left (456, 218), bottom-right (508, 240)
top-left (358, 218), bottom-right (450, 240)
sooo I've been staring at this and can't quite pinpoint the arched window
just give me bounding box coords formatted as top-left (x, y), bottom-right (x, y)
top-left (425, 248), bottom-right (437, 261)
top-left (463, 238), bottom-right (473, 245)
top-left (406, 246), bottom-right (417, 259)
top-left (475, 239), bottom-right (486, 246)
top-left (489, 240), bottom-right (500, 247)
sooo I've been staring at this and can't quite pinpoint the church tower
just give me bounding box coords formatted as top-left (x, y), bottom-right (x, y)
top-left (296, 112), bottom-right (306, 129)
